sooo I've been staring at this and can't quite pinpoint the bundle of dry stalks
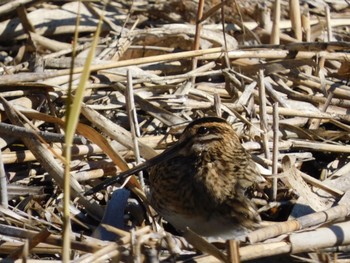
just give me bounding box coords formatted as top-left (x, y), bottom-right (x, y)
top-left (0, 0), bottom-right (350, 262)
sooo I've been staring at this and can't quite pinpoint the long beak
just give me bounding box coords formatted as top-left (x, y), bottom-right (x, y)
top-left (84, 140), bottom-right (185, 196)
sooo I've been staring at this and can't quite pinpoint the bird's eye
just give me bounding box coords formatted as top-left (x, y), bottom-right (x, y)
top-left (197, 127), bottom-right (210, 135)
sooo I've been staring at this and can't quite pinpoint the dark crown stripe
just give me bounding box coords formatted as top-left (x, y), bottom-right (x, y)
top-left (184, 117), bottom-right (227, 131)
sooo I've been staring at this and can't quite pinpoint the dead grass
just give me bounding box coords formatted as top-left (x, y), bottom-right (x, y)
top-left (0, 0), bottom-right (350, 262)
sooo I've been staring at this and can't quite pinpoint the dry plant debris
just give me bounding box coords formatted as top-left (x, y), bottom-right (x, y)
top-left (0, 0), bottom-right (350, 262)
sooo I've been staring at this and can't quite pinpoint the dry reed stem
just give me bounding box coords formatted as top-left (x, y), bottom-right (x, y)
top-left (289, 0), bottom-right (302, 40)
top-left (272, 103), bottom-right (279, 201)
top-left (270, 0), bottom-right (281, 44)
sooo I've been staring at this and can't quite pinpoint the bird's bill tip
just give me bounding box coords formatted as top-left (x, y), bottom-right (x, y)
top-left (84, 177), bottom-right (117, 196)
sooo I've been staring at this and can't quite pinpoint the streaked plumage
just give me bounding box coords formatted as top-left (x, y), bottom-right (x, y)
top-left (86, 117), bottom-right (264, 240)
top-left (148, 117), bottom-right (263, 240)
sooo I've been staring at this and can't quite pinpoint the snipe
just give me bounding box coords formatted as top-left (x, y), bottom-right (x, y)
top-left (86, 117), bottom-right (264, 240)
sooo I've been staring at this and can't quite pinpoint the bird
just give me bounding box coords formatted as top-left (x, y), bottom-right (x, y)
top-left (86, 116), bottom-right (265, 241)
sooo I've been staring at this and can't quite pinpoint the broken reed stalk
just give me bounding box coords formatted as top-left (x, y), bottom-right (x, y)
top-left (191, 0), bottom-right (205, 82)
top-left (325, 5), bottom-right (333, 41)
top-left (270, 0), bottom-right (281, 44)
top-left (258, 69), bottom-right (270, 160)
top-left (272, 103), bottom-right (279, 201)
top-left (289, 0), bottom-right (302, 41)
top-left (301, 5), bottom-right (310, 41)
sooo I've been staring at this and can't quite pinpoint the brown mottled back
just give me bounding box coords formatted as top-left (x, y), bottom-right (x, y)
top-left (148, 117), bottom-right (263, 240)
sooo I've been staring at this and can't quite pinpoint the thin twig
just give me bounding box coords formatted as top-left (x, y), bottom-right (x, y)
top-left (191, 0), bottom-right (205, 81)
top-left (126, 69), bottom-right (144, 188)
top-left (272, 102), bottom-right (279, 201)
top-left (258, 69), bottom-right (270, 159)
